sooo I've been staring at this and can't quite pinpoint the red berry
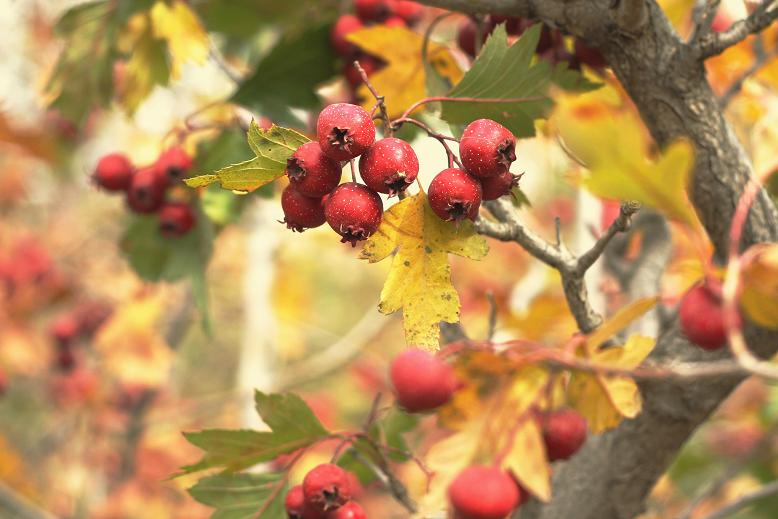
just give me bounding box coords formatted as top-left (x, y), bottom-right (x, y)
top-left (480, 171), bottom-right (521, 201)
top-left (390, 348), bottom-right (457, 412)
top-left (281, 185), bottom-right (327, 233)
top-left (449, 466), bottom-right (521, 519)
top-left (457, 18), bottom-right (480, 58)
top-left (126, 166), bottom-right (167, 214)
top-left (574, 39), bottom-right (607, 69)
top-left (711, 12), bottom-right (731, 32)
top-left (0, 369), bottom-right (7, 395)
top-left (56, 346), bottom-right (76, 372)
top-left (393, 1), bottom-right (424, 25)
top-left (50, 314), bottom-right (80, 345)
top-left (540, 408), bottom-right (588, 461)
top-left (156, 146), bottom-right (193, 185)
top-left (324, 183), bottom-right (383, 246)
top-left (93, 153), bottom-right (134, 192)
top-left (286, 142), bottom-right (342, 198)
top-left (428, 168), bottom-right (482, 222)
top-left (317, 103), bottom-right (376, 162)
top-left (331, 15), bottom-right (364, 57)
top-left (358, 138), bottom-right (419, 196)
top-left (285, 485), bottom-right (324, 519)
top-left (158, 202), bottom-right (197, 237)
top-left (355, 0), bottom-right (393, 22)
top-left (679, 280), bottom-right (738, 350)
top-left (326, 501), bottom-right (366, 519)
top-left (384, 16), bottom-right (407, 28)
top-left (302, 464), bottom-right (352, 513)
top-left (460, 119), bottom-right (516, 179)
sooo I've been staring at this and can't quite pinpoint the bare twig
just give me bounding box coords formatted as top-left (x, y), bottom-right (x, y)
top-left (208, 45), bottom-right (244, 84)
top-left (695, 479), bottom-right (778, 519)
top-left (697, 0), bottom-right (778, 58)
top-left (577, 201), bottom-right (641, 274)
top-left (391, 116), bottom-right (464, 169)
top-left (0, 481), bottom-right (57, 519)
top-left (486, 292), bottom-right (497, 340)
top-left (350, 446), bottom-right (418, 513)
top-left (353, 60), bottom-right (392, 134)
top-left (689, 0), bottom-right (723, 44)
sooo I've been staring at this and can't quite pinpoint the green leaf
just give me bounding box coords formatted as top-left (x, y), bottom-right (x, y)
top-left (550, 61), bottom-right (601, 92)
top-left (369, 409), bottom-right (417, 462)
top-left (511, 186), bottom-right (532, 208)
top-left (184, 123), bottom-right (309, 191)
top-left (188, 472), bottom-right (286, 519)
top-left (196, 0), bottom-right (331, 38)
top-left (440, 24), bottom-right (554, 138)
top-left (254, 391), bottom-right (329, 439)
top-left (231, 23), bottom-right (338, 124)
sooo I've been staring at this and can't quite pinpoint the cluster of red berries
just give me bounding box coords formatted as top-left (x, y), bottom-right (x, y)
top-left (285, 464), bottom-right (365, 519)
top-left (679, 278), bottom-right (741, 351)
top-left (389, 347), bottom-right (587, 517)
top-left (331, 0), bottom-right (424, 97)
top-left (49, 300), bottom-right (112, 371)
top-left (457, 15), bottom-right (607, 71)
top-left (92, 147), bottom-right (197, 237)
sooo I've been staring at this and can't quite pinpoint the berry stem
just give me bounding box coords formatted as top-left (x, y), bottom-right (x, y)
top-left (398, 95), bottom-right (547, 121)
top-left (349, 159), bottom-right (357, 183)
top-left (391, 116), bottom-right (464, 169)
top-left (421, 12), bottom-right (457, 72)
top-left (352, 60), bottom-right (393, 136)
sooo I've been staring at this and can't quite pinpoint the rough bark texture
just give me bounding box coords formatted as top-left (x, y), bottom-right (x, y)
top-left (418, 1), bottom-right (778, 518)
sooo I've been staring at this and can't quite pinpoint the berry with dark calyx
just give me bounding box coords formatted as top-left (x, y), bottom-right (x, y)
top-left (679, 280), bottom-right (738, 351)
top-left (281, 185), bottom-right (327, 233)
top-left (324, 183), bottom-right (383, 246)
top-left (326, 501), bottom-right (366, 519)
top-left (355, 0), bottom-right (393, 22)
top-left (302, 464), bottom-right (352, 513)
top-left (158, 202), bottom-right (197, 237)
top-left (126, 166), bottom-right (167, 214)
top-left (460, 119), bottom-right (516, 179)
top-left (540, 408), bottom-right (588, 461)
top-left (285, 485), bottom-right (324, 519)
top-left (480, 171), bottom-right (521, 201)
top-left (390, 348), bottom-right (457, 412)
top-left (317, 103), bottom-right (375, 162)
top-left (331, 15), bottom-right (364, 57)
top-left (573, 39), bottom-right (607, 70)
top-left (358, 137), bottom-right (419, 196)
top-left (428, 168), bottom-right (482, 222)
top-left (393, 1), bottom-right (424, 25)
top-left (156, 146), bottom-right (193, 185)
top-left (449, 466), bottom-right (521, 519)
top-left (93, 153), bottom-right (134, 192)
top-left (286, 142), bottom-right (342, 198)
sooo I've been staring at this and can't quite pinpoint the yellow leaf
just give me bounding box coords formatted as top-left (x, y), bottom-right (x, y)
top-left (740, 243), bottom-right (778, 329)
top-left (585, 297), bottom-right (659, 350)
top-left (122, 16), bottom-right (169, 113)
top-left (503, 418), bottom-right (551, 501)
top-left (568, 372), bottom-right (626, 433)
top-left (347, 26), bottom-right (462, 118)
top-left (553, 86), bottom-right (700, 227)
top-left (658, 0), bottom-right (696, 33)
top-left (361, 193), bottom-right (488, 349)
top-left (150, 0), bottom-right (208, 78)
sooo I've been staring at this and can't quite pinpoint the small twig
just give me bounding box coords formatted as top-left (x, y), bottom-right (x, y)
top-left (695, 479), bottom-right (778, 519)
top-left (576, 201), bottom-right (641, 274)
top-left (349, 159), bottom-right (357, 183)
top-left (391, 116), bottom-right (464, 169)
top-left (209, 45), bottom-right (244, 84)
top-left (486, 292), bottom-right (498, 340)
top-left (440, 321), bottom-right (470, 343)
top-left (0, 480), bottom-right (57, 519)
top-left (353, 60), bottom-right (391, 135)
top-left (350, 447), bottom-right (417, 513)
top-left (689, 0), bottom-right (722, 44)
top-left (697, 0), bottom-right (778, 59)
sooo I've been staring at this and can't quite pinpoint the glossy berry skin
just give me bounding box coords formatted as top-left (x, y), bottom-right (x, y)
top-left (355, 0), bottom-right (393, 22)
top-left (158, 202), bottom-right (197, 237)
top-left (156, 146), bottom-right (193, 185)
top-left (281, 185), bottom-right (327, 233)
top-left (460, 119), bottom-right (516, 179)
top-left (326, 501), bottom-right (366, 519)
top-left (302, 464), bottom-right (352, 513)
top-left (126, 166), bottom-right (167, 214)
top-left (390, 348), bottom-right (457, 412)
top-left (285, 485), bottom-right (324, 519)
top-left (449, 466), bottom-right (521, 519)
top-left (317, 104), bottom-right (376, 162)
top-left (480, 171), bottom-right (521, 201)
top-left (540, 408), bottom-right (588, 461)
top-left (324, 183), bottom-right (383, 246)
top-left (393, 0), bottom-right (424, 24)
top-left (359, 138), bottom-right (419, 196)
top-left (286, 142), bottom-right (342, 198)
top-left (428, 168), bottom-right (482, 222)
top-left (679, 281), bottom-right (737, 351)
top-left (93, 153), bottom-right (134, 192)
top-left (331, 15), bottom-right (364, 57)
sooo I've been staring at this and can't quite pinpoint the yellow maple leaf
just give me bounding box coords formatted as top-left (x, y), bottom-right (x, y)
top-left (740, 243), bottom-right (778, 329)
top-left (347, 26), bottom-right (463, 118)
top-left (360, 192), bottom-right (488, 350)
top-left (553, 86), bottom-right (700, 228)
top-left (150, 0), bottom-right (208, 78)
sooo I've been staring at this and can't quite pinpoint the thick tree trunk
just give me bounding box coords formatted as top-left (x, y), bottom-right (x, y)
top-left (418, 1), bottom-right (778, 517)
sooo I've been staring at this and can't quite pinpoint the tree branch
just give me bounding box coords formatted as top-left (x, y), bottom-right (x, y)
top-left (0, 481), bottom-right (56, 519)
top-left (576, 201), bottom-right (641, 274)
top-left (696, 479), bottom-right (778, 519)
top-left (696, 0), bottom-right (778, 58)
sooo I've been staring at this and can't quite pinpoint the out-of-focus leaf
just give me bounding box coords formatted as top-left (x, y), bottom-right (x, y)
top-left (254, 391), bottom-right (329, 438)
top-left (121, 15), bottom-right (170, 113)
top-left (585, 297), bottom-right (659, 349)
top-left (503, 418), bottom-right (551, 501)
top-left (368, 408), bottom-right (418, 462)
top-left (232, 23), bottom-right (338, 124)
top-left (196, 0), bottom-right (329, 37)
top-left (740, 243), bottom-right (778, 329)
top-left (150, 0), bottom-right (209, 78)
top-left (550, 61), bottom-right (601, 92)
top-left (0, 112), bottom-right (56, 160)
top-left (360, 192), bottom-right (488, 350)
top-left (188, 472), bottom-right (286, 519)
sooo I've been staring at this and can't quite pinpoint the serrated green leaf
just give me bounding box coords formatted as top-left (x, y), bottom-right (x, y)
top-left (188, 472), bottom-right (286, 519)
top-left (247, 123), bottom-right (309, 161)
top-left (254, 391), bottom-right (329, 439)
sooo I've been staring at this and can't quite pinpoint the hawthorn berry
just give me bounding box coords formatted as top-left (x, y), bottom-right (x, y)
top-left (358, 137), bottom-right (419, 196)
top-left (679, 280), bottom-right (738, 351)
top-left (331, 15), bottom-right (364, 57)
top-left (355, 0), bottom-right (393, 22)
top-left (50, 314), bottom-right (80, 345)
top-left (158, 202), bottom-right (197, 237)
top-left (390, 348), bottom-right (457, 412)
top-left (460, 119), bottom-right (516, 179)
top-left (93, 153), bottom-right (134, 192)
top-left (285, 485), bottom-right (323, 519)
top-left (384, 15), bottom-right (407, 28)
top-left (449, 466), bottom-right (521, 519)
top-left (393, 1), bottom-right (424, 24)
top-left (126, 166), bottom-right (167, 214)
top-left (317, 103), bottom-right (375, 162)
top-left (480, 171), bottom-right (521, 201)
top-left (281, 185), bottom-right (327, 233)
top-left (156, 146), bottom-right (193, 184)
top-left (428, 168), bottom-right (482, 222)
top-left (287, 142), bottom-right (342, 198)
top-left (540, 408), bottom-right (588, 461)
top-left (326, 501), bottom-right (366, 519)
top-left (302, 464), bottom-right (352, 513)
top-left (324, 183), bottom-right (383, 246)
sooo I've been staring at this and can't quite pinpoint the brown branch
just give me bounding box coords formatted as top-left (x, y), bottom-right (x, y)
top-left (695, 479), bottom-right (778, 519)
top-left (576, 201), bottom-right (641, 274)
top-left (697, 0), bottom-right (778, 58)
top-left (0, 481), bottom-right (57, 519)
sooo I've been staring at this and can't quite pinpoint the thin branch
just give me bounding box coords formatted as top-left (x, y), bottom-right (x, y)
top-left (719, 35), bottom-right (774, 108)
top-left (391, 116), bottom-right (464, 169)
top-left (697, 0), bottom-right (778, 59)
top-left (350, 447), bottom-right (418, 513)
top-left (208, 45), bottom-right (244, 84)
top-left (0, 481), bottom-right (57, 519)
top-left (486, 291), bottom-right (497, 340)
top-left (577, 201), bottom-right (641, 274)
top-left (696, 479), bottom-right (778, 519)
top-left (689, 0), bottom-right (722, 44)
top-left (353, 60), bottom-right (392, 134)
